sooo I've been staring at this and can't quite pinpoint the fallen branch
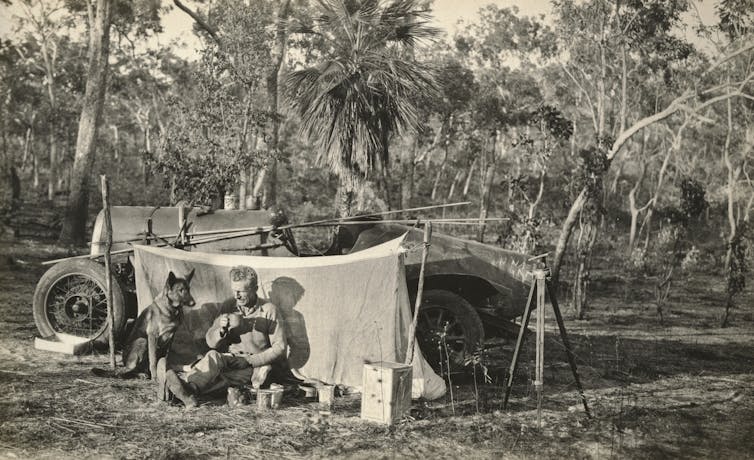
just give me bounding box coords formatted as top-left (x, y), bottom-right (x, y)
top-left (0, 369), bottom-right (32, 376)
top-left (48, 420), bottom-right (76, 434)
top-left (50, 416), bottom-right (117, 429)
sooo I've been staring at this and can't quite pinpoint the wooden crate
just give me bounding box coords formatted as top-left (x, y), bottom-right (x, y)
top-left (360, 361), bottom-right (412, 425)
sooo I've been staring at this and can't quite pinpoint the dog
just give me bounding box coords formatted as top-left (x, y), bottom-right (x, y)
top-left (92, 269), bottom-right (196, 379)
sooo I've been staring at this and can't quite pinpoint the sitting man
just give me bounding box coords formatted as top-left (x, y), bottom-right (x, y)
top-left (164, 265), bottom-right (288, 407)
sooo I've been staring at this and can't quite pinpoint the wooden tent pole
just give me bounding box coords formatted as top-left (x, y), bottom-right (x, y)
top-left (100, 175), bottom-right (116, 369)
top-left (405, 221), bottom-right (432, 365)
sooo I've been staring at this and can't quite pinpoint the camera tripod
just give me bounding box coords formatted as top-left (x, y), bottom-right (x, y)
top-left (502, 256), bottom-right (591, 426)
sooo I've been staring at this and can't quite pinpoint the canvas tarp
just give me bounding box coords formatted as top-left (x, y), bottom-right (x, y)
top-left (132, 237), bottom-right (446, 400)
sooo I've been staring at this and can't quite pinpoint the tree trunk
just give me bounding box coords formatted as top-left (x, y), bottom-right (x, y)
top-left (262, 161), bottom-right (277, 208)
top-left (572, 212), bottom-right (599, 319)
top-left (1, 91), bottom-right (7, 179)
top-left (521, 170), bottom-right (546, 252)
top-left (477, 132), bottom-right (498, 243)
top-left (639, 121), bottom-right (688, 249)
top-left (430, 151), bottom-right (447, 201)
top-left (628, 160), bottom-right (646, 253)
top-left (380, 162), bottom-right (392, 210)
top-left (33, 143), bottom-right (39, 190)
top-left (47, 128), bottom-right (56, 201)
top-left (111, 125), bottom-right (119, 177)
top-left (22, 126), bottom-right (31, 170)
top-left (254, 0), bottom-right (291, 210)
top-left (431, 117), bottom-right (452, 201)
top-left (337, 173), bottom-right (357, 217)
top-left (26, 118), bottom-right (37, 187)
top-left (550, 188), bottom-right (587, 289)
top-left (447, 169), bottom-right (463, 202)
top-left (249, 131), bottom-right (264, 210)
top-left (238, 171), bottom-right (248, 210)
top-left (400, 137), bottom-right (416, 210)
top-left (40, 38), bottom-right (57, 202)
top-left (237, 95), bottom-right (253, 210)
top-left (721, 79), bottom-right (737, 328)
top-left (463, 158), bottom-right (476, 197)
top-left (59, 0), bottom-right (112, 245)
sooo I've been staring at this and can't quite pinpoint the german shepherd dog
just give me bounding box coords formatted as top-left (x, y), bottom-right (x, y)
top-left (92, 269), bottom-right (196, 379)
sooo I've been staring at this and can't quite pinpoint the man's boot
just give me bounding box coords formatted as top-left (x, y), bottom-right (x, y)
top-left (165, 369), bottom-right (198, 409)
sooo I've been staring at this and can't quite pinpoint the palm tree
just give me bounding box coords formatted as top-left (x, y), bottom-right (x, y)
top-left (285, 0), bottom-right (438, 216)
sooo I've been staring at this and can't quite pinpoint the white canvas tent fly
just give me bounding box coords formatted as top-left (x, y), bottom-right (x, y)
top-left (132, 236), bottom-right (446, 400)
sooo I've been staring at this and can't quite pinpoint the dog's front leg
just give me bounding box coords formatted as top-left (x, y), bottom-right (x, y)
top-left (148, 332), bottom-right (159, 379)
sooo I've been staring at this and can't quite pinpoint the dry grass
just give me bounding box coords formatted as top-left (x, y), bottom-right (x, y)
top-left (1, 238), bottom-right (753, 459)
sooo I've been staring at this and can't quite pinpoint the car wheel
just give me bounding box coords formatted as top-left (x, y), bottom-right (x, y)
top-left (415, 289), bottom-right (484, 374)
top-left (33, 258), bottom-right (127, 346)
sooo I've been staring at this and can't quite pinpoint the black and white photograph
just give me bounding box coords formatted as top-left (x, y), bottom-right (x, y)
top-left (0, 0), bottom-right (753, 458)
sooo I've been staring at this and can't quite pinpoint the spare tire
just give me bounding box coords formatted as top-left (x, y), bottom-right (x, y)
top-left (415, 289), bottom-right (484, 375)
top-left (33, 258), bottom-right (127, 346)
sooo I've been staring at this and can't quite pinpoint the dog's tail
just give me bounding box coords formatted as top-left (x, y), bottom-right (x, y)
top-left (91, 367), bottom-right (117, 378)
top-left (91, 367), bottom-right (139, 379)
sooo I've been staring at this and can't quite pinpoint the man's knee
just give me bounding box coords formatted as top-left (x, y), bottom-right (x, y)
top-left (192, 349), bottom-right (226, 374)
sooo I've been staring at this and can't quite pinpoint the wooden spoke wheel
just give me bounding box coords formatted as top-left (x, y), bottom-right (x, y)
top-left (415, 290), bottom-right (484, 375)
top-left (33, 259), bottom-right (126, 345)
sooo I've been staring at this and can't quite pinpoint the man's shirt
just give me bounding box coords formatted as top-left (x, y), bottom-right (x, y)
top-left (205, 297), bottom-right (287, 367)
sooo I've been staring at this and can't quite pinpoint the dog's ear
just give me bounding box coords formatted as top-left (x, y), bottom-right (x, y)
top-left (166, 271), bottom-right (177, 289)
top-left (186, 268), bottom-right (195, 284)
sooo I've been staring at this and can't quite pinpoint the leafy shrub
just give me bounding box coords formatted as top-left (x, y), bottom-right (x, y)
top-left (628, 247), bottom-right (648, 273)
top-left (680, 245), bottom-right (702, 273)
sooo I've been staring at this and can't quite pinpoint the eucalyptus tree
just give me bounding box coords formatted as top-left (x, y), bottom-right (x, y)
top-left (386, 44), bottom-right (476, 211)
top-left (454, 5), bottom-right (556, 242)
top-left (547, 0), bottom-right (754, 319)
top-left (152, 46), bottom-right (273, 207)
top-left (284, 0), bottom-right (438, 217)
top-left (699, 0), bottom-right (754, 326)
top-left (173, 0), bottom-right (294, 210)
top-left (417, 52), bottom-right (476, 206)
top-left (0, 37), bottom-right (44, 191)
top-left (15, 0), bottom-right (72, 201)
top-left (59, 0), bottom-right (165, 244)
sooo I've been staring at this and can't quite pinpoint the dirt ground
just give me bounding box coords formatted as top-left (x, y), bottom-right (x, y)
top-left (0, 238), bottom-right (753, 460)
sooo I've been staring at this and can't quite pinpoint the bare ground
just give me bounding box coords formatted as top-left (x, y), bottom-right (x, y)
top-left (0, 238), bottom-right (753, 459)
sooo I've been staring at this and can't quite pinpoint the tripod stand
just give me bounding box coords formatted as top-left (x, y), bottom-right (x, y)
top-left (502, 258), bottom-right (591, 425)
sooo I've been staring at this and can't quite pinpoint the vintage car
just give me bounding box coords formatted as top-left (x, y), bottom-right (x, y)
top-left (33, 206), bottom-right (532, 371)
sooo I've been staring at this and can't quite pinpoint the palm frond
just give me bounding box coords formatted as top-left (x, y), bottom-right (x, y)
top-left (284, 0), bottom-right (439, 178)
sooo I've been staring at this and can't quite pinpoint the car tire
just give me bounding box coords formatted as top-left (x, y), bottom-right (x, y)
top-left (415, 289), bottom-right (484, 374)
top-left (33, 258), bottom-right (127, 346)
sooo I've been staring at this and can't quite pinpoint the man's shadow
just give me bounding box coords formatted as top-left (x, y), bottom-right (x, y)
top-left (267, 277), bottom-right (310, 369)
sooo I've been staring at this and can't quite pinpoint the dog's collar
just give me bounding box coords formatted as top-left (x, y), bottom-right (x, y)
top-left (167, 302), bottom-right (184, 316)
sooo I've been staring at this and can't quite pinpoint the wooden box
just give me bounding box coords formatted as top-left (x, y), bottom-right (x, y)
top-left (360, 361), bottom-right (412, 425)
